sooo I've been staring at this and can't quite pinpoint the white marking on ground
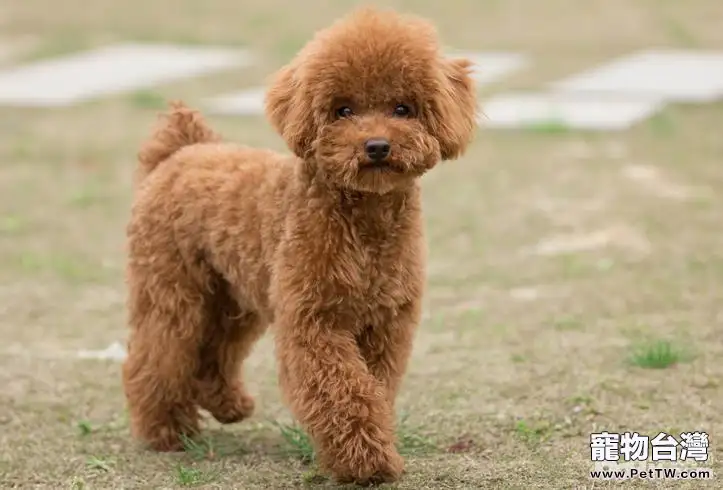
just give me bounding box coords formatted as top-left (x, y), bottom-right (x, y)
top-left (205, 86), bottom-right (265, 116)
top-left (621, 164), bottom-right (695, 201)
top-left (446, 50), bottom-right (529, 86)
top-left (77, 341), bottom-right (127, 361)
top-left (0, 43), bottom-right (253, 107)
top-left (529, 224), bottom-right (651, 256)
top-left (479, 92), bottom-right (663, 130)
top-left (508, 287), bottom-right (541, 301)
top-left (552, 49), bottom-right (723, 103)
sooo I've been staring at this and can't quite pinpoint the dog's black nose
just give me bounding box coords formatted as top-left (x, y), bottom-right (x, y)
top-left (365, 138), bottom-right (391, 161)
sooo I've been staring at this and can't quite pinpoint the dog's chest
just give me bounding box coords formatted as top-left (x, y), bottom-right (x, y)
top-left (331, 217), bottom-right (421, 313)
top-left (273, 190), bottom-right (424, 327)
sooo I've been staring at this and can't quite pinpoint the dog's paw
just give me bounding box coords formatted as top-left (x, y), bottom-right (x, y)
top-left (207, 389), bottom-right (255, 424)
top-left (331, 445), bottom-right (405, 486)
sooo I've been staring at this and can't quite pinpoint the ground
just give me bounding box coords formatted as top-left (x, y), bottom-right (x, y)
top-left (0, 0), bottom-right (722, 488)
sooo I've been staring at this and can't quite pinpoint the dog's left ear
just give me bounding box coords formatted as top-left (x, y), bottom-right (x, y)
top-left (264, 63), bottom-right (317, 158)
top-left (428, 58), bottom-right (478, 160)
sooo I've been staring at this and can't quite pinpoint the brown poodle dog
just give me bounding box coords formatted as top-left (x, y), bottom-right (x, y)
top-left (122, 6), bottom-right (477, 485)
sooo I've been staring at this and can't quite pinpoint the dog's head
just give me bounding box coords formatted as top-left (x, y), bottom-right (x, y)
top-left (264, 7), bottom-right (478, 194)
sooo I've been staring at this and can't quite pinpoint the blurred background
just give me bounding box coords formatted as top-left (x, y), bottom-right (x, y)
top-left (0, 1), bottom-right (721, 488)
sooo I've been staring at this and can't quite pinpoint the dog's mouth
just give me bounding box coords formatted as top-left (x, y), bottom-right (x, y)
top-left (359, 160), bottom-right (404, 173)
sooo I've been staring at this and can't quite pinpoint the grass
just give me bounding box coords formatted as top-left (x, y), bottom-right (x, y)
top-left (273, 421), bottom-right (316, 463)
top-left (70, 478), bottom-right (87, 490)
top-left (1, 0), bottom-right (723, 488)
top-left (552, 315), bottom-right (585, 331)
top-left (181, 433), bottom-right (219, 460)
top-left (524, 119), bottom-right (572, 134)
top-left (22, 32), bottom-right (91, 61)
top-left (179, 431), bottom-right (249, 461)
top-left (128, 90), bottom-right (168, 110)
top-left (0, 215), bottom-right (25, 234)
top-left (77, 420), bottom-right (93, 436)
top-left (175, 463), bottom-right (218, 486)
top-left (660, 8), bottom-right (699, 48)
top-left (629, 339), bottom-right (688, 369)
top-left (396, 412), bottom-right (438, 456)
top-left (12, 251), bottom-right (107, 283)
top-left (647, 110), bottom-right (677, 137)
top-left (269, 413), bottom-right (437, 468)
top-left (67, 186), bottom-right (104, 208)
top-left (302, 467), bottom-right (329, 484)
top-left (513, 419), bottom-right (553, 445)
top-left (86, 456), bottom-right (111, 472)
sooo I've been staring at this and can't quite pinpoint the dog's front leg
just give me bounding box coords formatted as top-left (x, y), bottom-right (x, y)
top-left (275, 314), bottom-right (404, 485)
top-left (358, 300), bottom-right (421, 409)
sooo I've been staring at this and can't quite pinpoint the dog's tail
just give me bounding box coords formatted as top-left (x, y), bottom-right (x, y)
top-left (136, 101), bottom-right (222, 182)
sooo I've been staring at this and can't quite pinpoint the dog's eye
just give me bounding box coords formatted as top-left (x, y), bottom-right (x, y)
top-left (335, 106), bottom-right (354, 119)
top-left (393, 104), bottom-right (412, 118)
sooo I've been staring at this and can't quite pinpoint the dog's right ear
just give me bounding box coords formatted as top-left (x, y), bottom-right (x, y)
top-left (264, 64), bottom-right (316, 158)
top-left (427, 58), bottom-right (478, 161)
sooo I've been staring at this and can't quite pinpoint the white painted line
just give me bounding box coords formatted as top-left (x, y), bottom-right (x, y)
top-left (552, 49), bottom-right (723, 103)
top-left (205, 86), bottom-right (265, 116)
top-left (447, 50), bottom-right (529, 86)
top-left (0, 43), bottom-right (253, 107)
top-left (77, 341), bottom-right (127, 361)
top-left (479, 92), bottom-right (664, 130)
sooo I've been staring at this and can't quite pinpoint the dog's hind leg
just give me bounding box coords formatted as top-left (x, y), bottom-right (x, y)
top-left (194, 279), bottom-right (266, 424)
top-left (122, 249), bottom-right (210, 452)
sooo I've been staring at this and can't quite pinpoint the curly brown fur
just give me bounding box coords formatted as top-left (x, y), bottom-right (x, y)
top-left (122, 6), bottom-right (477, 485)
